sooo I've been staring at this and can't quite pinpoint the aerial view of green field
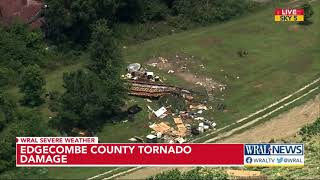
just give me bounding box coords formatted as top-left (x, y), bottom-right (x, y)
top-left (0, 0), bottom-right (319, 179)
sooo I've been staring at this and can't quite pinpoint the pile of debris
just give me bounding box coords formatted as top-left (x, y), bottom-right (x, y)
top-left (124, 62), bottom-right (218, 144)
top-left (144, 102), bottom-right (216, 144)
top-left (123, 63), bottom-right (191, 98)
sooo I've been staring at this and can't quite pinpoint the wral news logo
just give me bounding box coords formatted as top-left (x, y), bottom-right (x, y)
top-left (244, 144), bottom-right (304, 167)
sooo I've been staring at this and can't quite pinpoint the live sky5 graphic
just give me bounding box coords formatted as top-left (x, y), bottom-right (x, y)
top-left (244, 144), bottom-right (304, 167)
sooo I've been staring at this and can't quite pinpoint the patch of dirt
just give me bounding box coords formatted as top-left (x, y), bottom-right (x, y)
top-left (198, 37), bottom-right (223, 48)
top-left (219, 94), bottom-right (320, 143)
top-left (287, 25), bottom-right (306, 32)
top-left (253, 83), bottom-right (263, 89)
top-left (147, 56), bottom-right (225, 92)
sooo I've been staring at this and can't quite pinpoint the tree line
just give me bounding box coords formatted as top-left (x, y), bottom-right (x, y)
top-left (43, 0), bottom-right (259, 47)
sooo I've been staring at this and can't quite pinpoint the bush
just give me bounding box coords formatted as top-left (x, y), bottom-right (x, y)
top-left (173, 0), bottom-right (259, 25)
top-left (148, 168), bottom-right (228, 180)
top-left (299, 118), bottom-right (320, 137)
top-left (0, 68), bottom-right (17, 87)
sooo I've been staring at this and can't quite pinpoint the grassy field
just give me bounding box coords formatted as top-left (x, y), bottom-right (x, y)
top-left (5, 1), bottom-right (320, 178)
top-left (98, 0), bottom-right (320, 143)
top-left (122, 1), bottom-right (320, 129)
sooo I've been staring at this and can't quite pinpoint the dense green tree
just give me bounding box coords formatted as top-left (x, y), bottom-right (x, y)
top-left (19, 65), bottom-right (46, 107)
top-left (142, 0), bottom-right (170, 21)
top-left (88, 19), bottom-right (127, 116)
top-left (44, 0), bottom-right (172, 46)
top-left (88, 19), bottom-right (122, 77)
top-left (0, 108), bottom-right (49, 173)
top-left (0, 92), bottom-right (16, 130)
top-left (173, 0), bottom-right (256, 25)
top-left (300, 3), bottom-right (314, 25)
top-left (52, 19), bottom-right (127, 133)
top-left (52, 70), bottom-right (126, 133)
top-left (0, 22), bottom-right (47, 87)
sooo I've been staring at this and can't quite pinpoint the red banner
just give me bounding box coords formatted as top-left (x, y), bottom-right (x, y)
top-left (274, 9), bottom-right (304, 15)
top-left (16, 143), bottom-right (244, 166)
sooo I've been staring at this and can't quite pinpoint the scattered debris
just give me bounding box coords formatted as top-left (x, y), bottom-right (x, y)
top-left (156, 132), bottom-right (162, 139)
top-left (123, 60), bottom-right (223, 143)
top-left (148, 62), bottom-right (158, 67)
top-left (146, 72), bottom-right (154, 79)
top-left (127, 104), bottom-right (142, 115)
top-left (198, 123), bottom-right (204, 133)
top-left (175, 137), bottom-right (186, 144)
top-left (191, 127), bottom-right (200, 135)
top-left (129, 81), bottom-right (180, 98)
top-left (173, 118), bottom-right (187, 137)
top-left (128, 138), bottom-right (138, 142)
top-left (149, 122), bottom-right (171, 134)
top-left (154, 107), bottom-right (167, 118)
top-left (190, 104), bottom-right (208, 110)
top-left (134, 136), bottom-right (144, 143)
top-left (127, 63), bottom-right (141, 73)
top-left (146, 134), bottom-right (157, 143)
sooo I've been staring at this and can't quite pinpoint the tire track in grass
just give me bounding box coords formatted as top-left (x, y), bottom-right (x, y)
top-left (87, 168), bottom-right (122, 180)
top-left (204, 86), bottom-right (319, 143)
top-left (190, 77), bottom-right (320, 143)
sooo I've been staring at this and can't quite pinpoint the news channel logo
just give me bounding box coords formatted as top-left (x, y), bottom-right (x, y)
top-left (274, 9), bottom-right (304, 22)
top-left (244, 144), bottom-right (304, 167)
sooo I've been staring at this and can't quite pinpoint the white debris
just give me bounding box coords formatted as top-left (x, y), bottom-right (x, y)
top-left (175, 137), bottom-right (186, 144)
top-left (128, 138), bottom-right (137, 142)
top-left (198, 127), bottom-right (204, 133)
top-left (148, 63), bottom-right (158, 67)
top-left (196, 82), bottom-right (203, 86)
top-left (168, 70), bottom-right (175, 73)
top-left (125, 73), bottom-right (132, 79)
top-left (146, 72), bottom-right (154, 77)
top-left (154, 107), bottom-right (167, 118)
top-left (157, 132), bottom-right (162, 139)
top-left (197, 110), bottom-right (203, 114)
top-left (127, 63), bottom-right (141, 73)
top-left (212, 122), bottom-right (217, 128)
top-left (147, 105), bottom-right (154, 112)
top-left (195, 117), bottom-right (204, 120)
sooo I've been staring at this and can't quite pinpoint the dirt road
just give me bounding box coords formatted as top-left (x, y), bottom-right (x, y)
top-left (218, 94), bottom-right (320, 143)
